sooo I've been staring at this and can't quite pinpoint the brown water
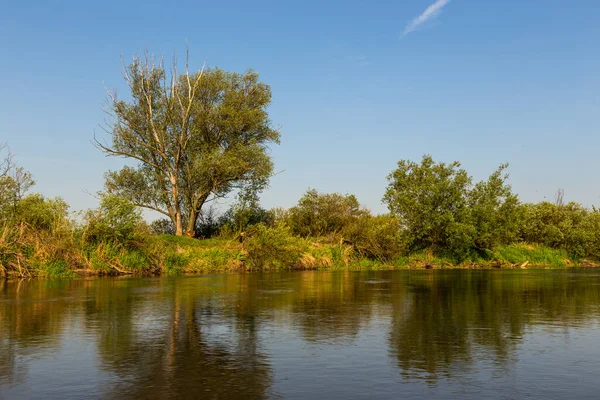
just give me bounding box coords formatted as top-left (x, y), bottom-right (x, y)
top-left (1, 269), bottom-right (600, 399)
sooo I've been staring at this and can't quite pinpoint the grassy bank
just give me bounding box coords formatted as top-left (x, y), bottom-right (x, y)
top-left (2, 226), bottom-right (595, 279)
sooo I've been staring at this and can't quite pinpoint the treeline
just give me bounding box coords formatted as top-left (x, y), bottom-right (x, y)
top-left (1, 49), bottom-right (599, 277)
top-left (152, 155), bottom-right (600, 265)
top-left (1, 143), bottom-right (599, 278)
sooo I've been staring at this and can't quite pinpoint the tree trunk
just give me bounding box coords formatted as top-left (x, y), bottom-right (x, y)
top-left (185, 209), bottom-right (198, 237)
top-left (175, 212), bottom-right (184, 236)
top-left (185, 193), bottom-right (209, 238)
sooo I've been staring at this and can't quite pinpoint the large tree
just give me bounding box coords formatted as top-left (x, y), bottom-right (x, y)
top-left (96, 52), bottom-right (280, 236)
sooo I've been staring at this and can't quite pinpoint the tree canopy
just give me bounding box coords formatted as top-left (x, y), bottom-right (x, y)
top-left (96, 52), bottom-right (279, 236)
top-left (383, 155), bottom-right (520, 260)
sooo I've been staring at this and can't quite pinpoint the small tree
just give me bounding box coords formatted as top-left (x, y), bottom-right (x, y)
top-left (0, 143), bottom-right (34, 219)
top-left (218, 187), bottom-right (272, 236)
top-left (287, 189), bottom-right (365, 237)
top-left (83, 195), bottom-right (144, 245)
top-left (467, 164), bottom-right (521, 250)
top-left (384, 155), bottom-right (522, 260)
top-left (383, 155), bottom-right (472, 254)
top-left (96, 50), bottom-right (279, 236)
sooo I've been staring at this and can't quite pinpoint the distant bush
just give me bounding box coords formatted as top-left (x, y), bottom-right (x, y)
top-left (244, 224), bottom-right (305, 270)
top-left (287, 189), bottom-right (366, 238)
top-left (195, 207), bottom-right (223, 238)
top-left (468, 164), bottom-right (522, 250)
top-left (13, 194), bottom-right (70, 231)
top-left (83, 195), bottom-right (146, 245)
top-left (383, 155), bottom-right (522, 261)
top-left (520, 202), bottom-right (600, 260)
top-left (217, 192), bottom-right (274, 237)
top-left (150, 218), bottom-right (175, 235)
top-left (342, 214), bottom-right (404, 261)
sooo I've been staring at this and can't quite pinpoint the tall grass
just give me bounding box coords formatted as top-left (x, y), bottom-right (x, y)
top-left (491, 243), bottom-right (569, 268)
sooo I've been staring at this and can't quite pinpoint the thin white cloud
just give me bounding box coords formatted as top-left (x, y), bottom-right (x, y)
top-left (402, 0), bottom-right (451, 36)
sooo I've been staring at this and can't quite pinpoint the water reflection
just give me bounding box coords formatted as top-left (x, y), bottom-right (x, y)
top-left (1, 270), bottom-right (600, 398)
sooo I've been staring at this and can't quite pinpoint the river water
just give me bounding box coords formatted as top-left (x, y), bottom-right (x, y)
top-left (1, 269), bottom-right (600, 399)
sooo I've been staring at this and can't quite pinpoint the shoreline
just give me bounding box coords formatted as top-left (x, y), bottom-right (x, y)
top-left (4, 258), bottom-right (599, 280)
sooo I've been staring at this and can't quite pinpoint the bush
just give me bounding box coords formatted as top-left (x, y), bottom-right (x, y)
top-left (468, 164), bottom-right (522, 250)
top-left (83, 195), bottom-right (145, 245)
top-left (217, 195), bottom-right (274, 237)
top-left (244, 224), bottom-right (305, 270)
top-left (13, 194), bottom-right (70, 231)
top-left (383, 155), bottom-right (472, 254)
top-left (195, 207), bottom-right (223, 238)
top-left (287, 189), bottom-right (365, 237)
top-left (150, 218), bottom-right (175, 235)
top-left (383, 155), bottom-right (522, 260)
top-left (520, 202), bottom-right (600, 260)
top-left (342, 214), bottom-right (404, 261)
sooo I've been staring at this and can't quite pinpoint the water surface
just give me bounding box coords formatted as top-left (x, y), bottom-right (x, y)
top-left (2, 269), bottom-right (600, 399)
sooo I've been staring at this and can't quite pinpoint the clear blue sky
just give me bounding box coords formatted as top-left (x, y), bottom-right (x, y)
top-left (1, 0), bottom-right (599, 215)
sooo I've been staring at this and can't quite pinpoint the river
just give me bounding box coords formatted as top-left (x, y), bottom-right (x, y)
top-left (1, 269), bottom-right (600, 399)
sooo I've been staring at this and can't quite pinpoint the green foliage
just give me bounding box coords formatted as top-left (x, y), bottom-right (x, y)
top-left (491, 244), bottom-right (568, 268)
top-left (99, 52), bottom-right (279, 236)
top-left (118, 251), bottom-right (150, 272)
top-left (468, 164), bottom-right (522, 250)
top-left (150, 218), bottom-right (175, 235)
top-left (83, 195), bottom-right (145, 245)
top-left (342, 214), bottom-right (404, 261)
top-left (39, 260), bottom-right (76, 278)
top-left (520, 202), bottom-right (600, 260)
top-left (287, 189), bottom-right (365, 237)
top-left (244, 224), bottom-right (305, 270)
top-left (164, 253), bottom-right (188, 275)
top-left (383, 155), bottom-right (472, 254)
top-left (0, 169), bottom-right (34, 216)
top-left (218, 189), bottom-right (274, 237)
top-left (383, 155), bottom-right (522, 261)
top-left (3, 137), bottom-right (600, 277)
top-left (0, 144), bottom-right (35, 221)
top-left (12, 194), bottom-right (70, 231)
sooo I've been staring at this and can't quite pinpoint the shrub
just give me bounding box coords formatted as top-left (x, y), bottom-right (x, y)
top-left (383, 155), bottom-right (472, 254)
top-left (217, 195), bottom-right (274, 237)
top-left (244, 224), bottom-right (305, 270)
top-left (383, 155), bottom-right (522, 260)
top-left (150, 218), bottom-right (175, 235)
top-left (342, 214), bottom-right (404, 261)
top-left (287, 189), bottom-right (365, 237)
top-left (468, 164), bottom-right (522, 250)
top-left (520, 202), bottom-right (600, 260)
top-left (13, 194), bottom-right (70, 231)
top-left (83, 195), bottom-right (145, 245)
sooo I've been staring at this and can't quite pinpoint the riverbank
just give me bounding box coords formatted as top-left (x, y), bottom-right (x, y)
top-left (3, 233), bottom-right (597, 279)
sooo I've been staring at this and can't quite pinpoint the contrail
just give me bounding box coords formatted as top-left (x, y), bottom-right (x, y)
top-left (402, 0), bottom-right (451, 36)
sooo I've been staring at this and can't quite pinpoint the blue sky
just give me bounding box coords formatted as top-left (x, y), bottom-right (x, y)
top-left (1, 0), bottom-right (599, 215)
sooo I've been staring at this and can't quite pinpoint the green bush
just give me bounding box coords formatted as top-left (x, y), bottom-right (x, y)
top-left (520, 202), bottom-right (600, 260)
top-left (287, 189), bottom-right (365, 237)
top-left (244, 224), bottom-right (305, 270)
top-left (150, 218), bottom-right (175, 235)
top-left (40, 260), bottom-right (75, 278)
top-left (342, 214), bottom-right (404, 261)
top-left (13, 194), bottom-right (70, 231)
top-left (383, 155), bottom-right (522, 261)
top-left (83, 195), bottom-right (145, 245)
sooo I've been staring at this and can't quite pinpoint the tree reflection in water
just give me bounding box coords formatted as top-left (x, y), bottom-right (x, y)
top-left (1, 270), bottom-right (600, 398)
